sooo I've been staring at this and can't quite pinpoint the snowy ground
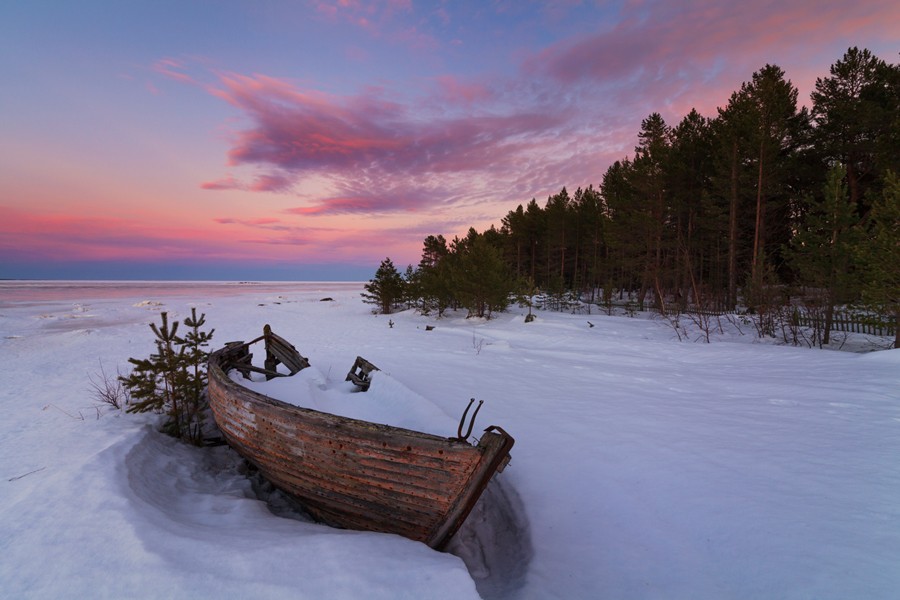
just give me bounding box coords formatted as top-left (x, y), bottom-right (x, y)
top-left (1, 281), bottom-right (898, 599)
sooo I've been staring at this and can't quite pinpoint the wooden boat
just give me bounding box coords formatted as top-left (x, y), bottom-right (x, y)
top-left (207, 326), bottom-right (515, 550)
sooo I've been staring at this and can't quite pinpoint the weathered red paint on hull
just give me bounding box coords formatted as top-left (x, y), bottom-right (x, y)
top-left (207, 347), bottom-right (514, 549)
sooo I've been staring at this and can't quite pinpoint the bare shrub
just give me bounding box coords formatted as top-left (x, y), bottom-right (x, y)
top-left (88, 360), bottom-right (129, 409)
top-left (725, 313), bottom-right (748, 336)
top-left (685, 310), bottom-right (713, 343)
top-left (777, 305), bottom-right (812, 348)
top-left (472, 331), bottom-right (485, 355)
top-left (657, 311), bottom-right (685, 342)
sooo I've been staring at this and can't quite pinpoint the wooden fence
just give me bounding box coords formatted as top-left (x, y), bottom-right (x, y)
top-left (594, 299), bottom-right (896, 338)
top-left (794, 311), bottom-right (895, 337)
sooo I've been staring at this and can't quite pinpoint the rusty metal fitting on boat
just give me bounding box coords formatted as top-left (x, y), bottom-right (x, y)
top-left (483, 425), bottom-right (511, 438)
top-left (454, 398), bottom-right (484, 441)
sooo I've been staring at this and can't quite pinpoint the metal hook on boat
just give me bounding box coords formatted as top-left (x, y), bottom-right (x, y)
top-left (455, 398), bottom-right (484, 441)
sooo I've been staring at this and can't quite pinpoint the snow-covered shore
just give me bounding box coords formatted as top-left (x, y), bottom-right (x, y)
top-left (1, 282), bottom-right (898, 599)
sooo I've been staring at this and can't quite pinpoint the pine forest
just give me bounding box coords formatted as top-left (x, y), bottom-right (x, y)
top-left (364, 48), bottom-right (900, 348)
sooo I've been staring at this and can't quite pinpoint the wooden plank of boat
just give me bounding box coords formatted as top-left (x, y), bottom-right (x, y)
top-left (261, 325), bottom-right (309, 378)
top-left (207, 340), bottom-right (515, 550)
top-left (345, 355), bottom-right (379, 391)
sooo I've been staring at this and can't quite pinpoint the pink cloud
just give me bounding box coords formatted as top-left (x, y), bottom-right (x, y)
top-left (250, 173), bottom-right (295, 192)
top-left (525, 0), bottom-right (900, 116)
top-left (151, 0), bottom-right (900, 240)
top-left (286, 192), bottom-right (423, 216)
top-left (201, 173), bottom-right (294, 193)
top-left (239, 235), bottom-right (310, 247)
top-left (152, 57), bottom-right (196, 84)
top-left (0, 207), bottom-right (234, 262)
top-left (214, 217), bottom-right (282, 227)
top-left (309, 0), bottom-right (433, 49)
top-left (288, 197), bottom-right (384, 216)
top-left (205, 71), bottom-right (566, 179)
top-left (201, 175), bottom-right (243, 190)
top-left (433, 75), bottom-right (493, 104)
top-left (0, 206), bottom-right (420, 266)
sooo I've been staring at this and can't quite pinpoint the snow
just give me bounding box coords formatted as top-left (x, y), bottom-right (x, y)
top-left (237, 365), bottom-right (461, 436)
top-left (1, 281), bottom-right (898, 599)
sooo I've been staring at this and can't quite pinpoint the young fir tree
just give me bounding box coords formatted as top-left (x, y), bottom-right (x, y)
top-left (122, 309), bottom-right (214, 444)
top-left (362, 257), bottom-right (405, 314)
top-left (856, 171), bottom-right (900, 348)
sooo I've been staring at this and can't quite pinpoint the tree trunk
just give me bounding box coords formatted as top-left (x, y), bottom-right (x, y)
top-left (752, 138), bottom-right (765, 281)
top-left (823, 301), bottom-right (834, 346)
top-left (516, 241), bottom-right (522, 279)
top-left (823, 211), bottom-right (842, 346)
top-left (894, 309), bottom-right (900, 349)
top-left (530, 240), bottom-right (536, 283)
top-left (653, 275), bottom-right (666, 316)
top-left (727, 140), bottom-right (738, 310)
top-left (847, 161), bottom-right (860, 214)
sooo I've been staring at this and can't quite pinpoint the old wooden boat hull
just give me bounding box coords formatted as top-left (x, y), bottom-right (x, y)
top-left (207, 344), bottom-right (514, 549)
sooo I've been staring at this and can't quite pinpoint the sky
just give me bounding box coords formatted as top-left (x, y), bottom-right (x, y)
top-left (1, 1), bottom-right (897, 281)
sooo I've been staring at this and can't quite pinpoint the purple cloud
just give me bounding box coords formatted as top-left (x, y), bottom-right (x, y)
top-left (525, 0), bottom-right (900, 115)
top-left (202, 172), bottom-right (295, 193)
top-left (201, 175), bottom-right (243, 190)
top-left (207, 72), bottom-right (568, 179)
top-left (214, 217), bottom-right (283, 227)
top-left (249, 173), bottom-right (295, 193)
top-left (286, 192), bottom-right (424, 216)
top-left (310, 0), bottom-right (436, 50)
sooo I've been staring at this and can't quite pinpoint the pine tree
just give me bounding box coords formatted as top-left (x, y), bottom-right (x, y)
top-left (417, 235), bottom-right (454, 316)
top-left (362, 258), bottom-right (405, 314)
top-left (856, 171), bottom-right (900, 347)
top-left (711, 89), bottom-right (756, 309)
top-left (450, 231), bottom-right (513, 318)
top-left (402, 264), bottom-right (421, 310)
top-left (571, 185), bottom-right (606, 300)
top-left (631, 113), bottom-right (672, 312)
top-left (523, 198), bottom-right (546, 284)
top-left (501, 204), bottom-right (528, 279)
top-left (743, 64), bottom-right (803, 284)
top-left (787, 164), bottom-right (860, 345)
top-left (812, 47), bottom-right (893, 215)
top-left (601, 158), bottom-right (641, 297)
top-left (544, 187), bottom-right (571, 286)
top-left (669, 109), bottom-right (716, 308)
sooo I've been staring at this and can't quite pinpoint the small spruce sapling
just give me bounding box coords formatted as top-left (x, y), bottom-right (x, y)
top-left (180, 308), bottom-right (215, 441)
top-left (121, 309), bottom-right (214, 444)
